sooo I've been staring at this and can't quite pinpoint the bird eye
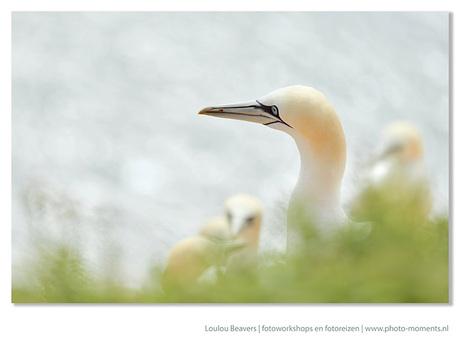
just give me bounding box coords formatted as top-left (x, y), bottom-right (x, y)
top-left (271, 105), bottom-right (279, 116)
top-left (246, 216), bottom-right (255, 226)
top-left (226, 212), bottom-right (233, 222)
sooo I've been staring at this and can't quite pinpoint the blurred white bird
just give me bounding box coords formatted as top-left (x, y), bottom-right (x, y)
top-left (223, 194), bottom-right (263, 275)
top-left (161, 216), bottom-right (244, 292)
top-left (200, 85), bottom-right (347, 254)
top-left (350, 120), bottom-right (433, 223)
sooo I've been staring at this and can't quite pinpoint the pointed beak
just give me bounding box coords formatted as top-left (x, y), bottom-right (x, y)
top-left (228, 215), bottom-right (250, 237)
top-left (373, 142), bottom-right (403, 163)
top-left (199, 99), bottom-right (285, 127)
top-left (222, 240), bottom-right (247, 256)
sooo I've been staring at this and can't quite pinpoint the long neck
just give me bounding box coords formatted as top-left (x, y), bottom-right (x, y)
top-left (287, 128), bottom-right (347, 233)
top-left (227, 219), bottom-right (260, 273)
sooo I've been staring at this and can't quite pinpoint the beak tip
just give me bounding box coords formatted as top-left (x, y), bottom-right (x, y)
top-left (198, 107), bottom-right (212, 115)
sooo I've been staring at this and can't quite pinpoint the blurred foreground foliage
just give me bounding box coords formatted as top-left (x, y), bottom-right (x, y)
top-left (13, 187), bottom-right (449, 303)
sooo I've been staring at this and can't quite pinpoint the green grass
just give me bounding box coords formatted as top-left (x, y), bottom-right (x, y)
top-left (12, 187), bottom-right (449, 303)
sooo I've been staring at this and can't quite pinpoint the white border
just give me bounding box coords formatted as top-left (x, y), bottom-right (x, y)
top-left (2, 2), bottom-right (458, 336)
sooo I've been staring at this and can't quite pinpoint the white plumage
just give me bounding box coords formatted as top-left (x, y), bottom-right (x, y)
top-left (200, 85), bottom-right (348, 254)
top-left (223, 194), bottom-right (263, 274)
top-left (161, 216), bottom-right (243, 292)
top-left (350, 120), bottom-right (433, 223)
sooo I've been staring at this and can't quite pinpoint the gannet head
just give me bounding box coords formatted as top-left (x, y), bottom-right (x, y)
top-left (199, 85), bottom-right (346, 166)
top-left (199, 216), bottom-right (232, 241)
top-left (223, 194), bottom-right (263, 243)
top-left (375, 120), bottom-right (424, 164)
top-left (223, 194), bottom-right (263, 273)
top-left (370, 120), bottom-right (426, 186)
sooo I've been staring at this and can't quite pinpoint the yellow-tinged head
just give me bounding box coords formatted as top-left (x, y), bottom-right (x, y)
top-left (223, 194), bottom-right (263, 273)
top-left (199, 216), bottom-right (232, 241)
top-left (376, 120), bottom-right (424, 163)
top-left (223, 194), bottom-right (263, 241)
top-left (199, 85), bottom-right (346, 167)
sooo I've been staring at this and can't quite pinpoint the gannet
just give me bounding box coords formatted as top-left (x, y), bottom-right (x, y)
top-left (223, 194), bottom-right (263, 275)
top-left (199, 85), bottom-right (348, 253)
top-left (161, 216), bottom-right (244, 292)
top-left (350, 120), bottom-right (433, 222)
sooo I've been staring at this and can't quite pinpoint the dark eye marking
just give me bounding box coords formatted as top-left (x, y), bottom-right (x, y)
top-left (226, 211), bottom-right (233, 222)
top-left (255, 100), bottom-right (292, 128)
top-left (255, 100), bottom-right (277, 115)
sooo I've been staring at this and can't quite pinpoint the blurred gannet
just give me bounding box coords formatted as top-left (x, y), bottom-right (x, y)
top-left (199, 85), bottom-right (347, 253)
top-left (223, 194), bottom-right (263, 275)
top-left (350, 120), bottom-right (433, 222)
top-left (161, 216), bottom-right (244, 292)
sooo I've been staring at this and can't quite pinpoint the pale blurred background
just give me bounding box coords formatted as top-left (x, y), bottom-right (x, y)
top-left (12, 12), bottom-right (449, 287)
